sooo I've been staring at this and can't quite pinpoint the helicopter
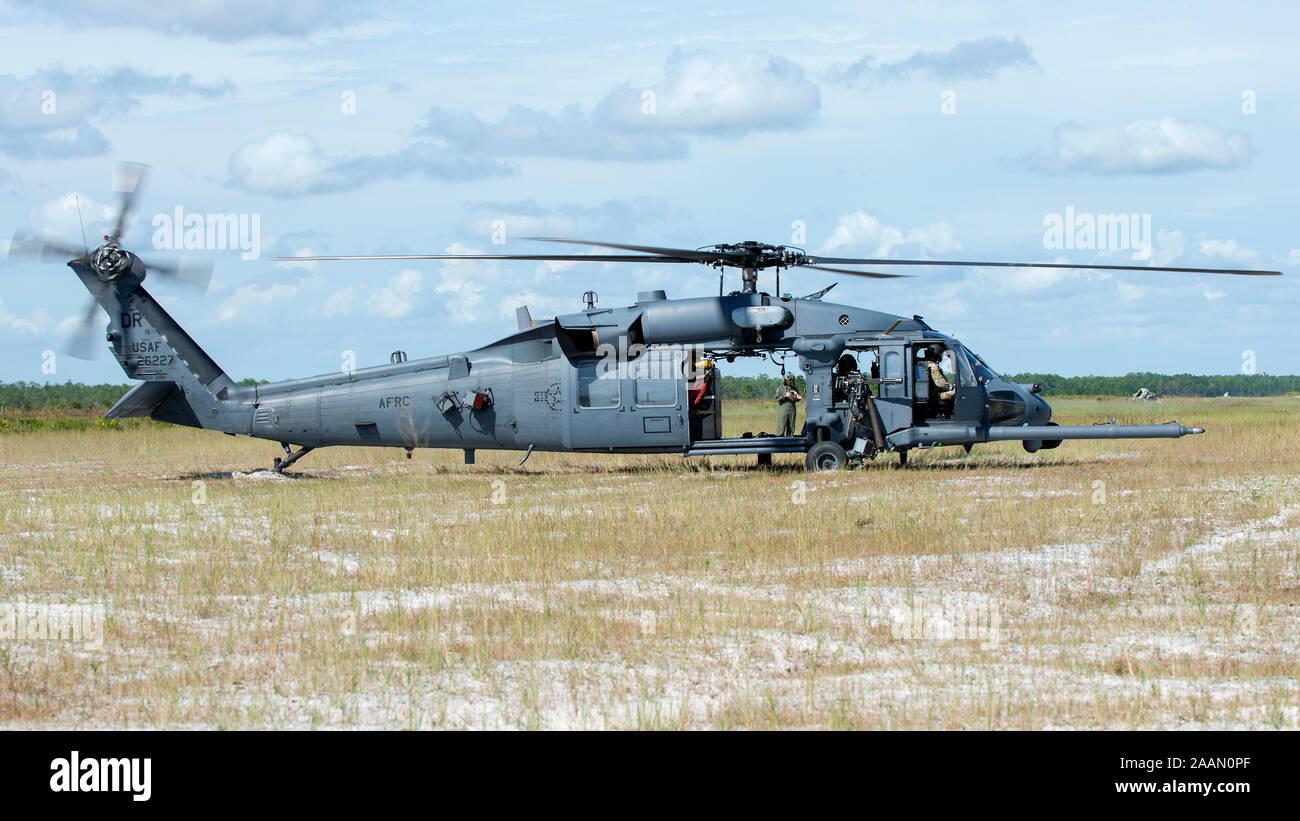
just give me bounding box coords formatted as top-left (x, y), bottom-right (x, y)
top-left (8, 164), bottom-right (1282, 472)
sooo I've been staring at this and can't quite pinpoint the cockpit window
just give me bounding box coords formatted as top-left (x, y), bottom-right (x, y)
top-left (964, 349), bottom-right (1002, 381)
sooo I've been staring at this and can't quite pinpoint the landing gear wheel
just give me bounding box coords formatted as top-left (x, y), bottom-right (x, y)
top-left (805, 441), bottom-right (848, 471)
top-left (756, 453), bottom-right (773, 468)
top-left (897, 449), bottom-right (909, 468)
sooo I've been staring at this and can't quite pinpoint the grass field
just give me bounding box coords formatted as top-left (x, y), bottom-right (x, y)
top-left (1, 396), bottom-right (1297, 729)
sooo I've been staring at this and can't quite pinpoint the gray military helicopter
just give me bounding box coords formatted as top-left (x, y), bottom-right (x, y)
top-left (11, 164), bottom-right (1281, 471)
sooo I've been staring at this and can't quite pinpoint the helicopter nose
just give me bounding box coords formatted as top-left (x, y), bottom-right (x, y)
top-left (1028, 393), bottom-right (1052, 424)
top-left (1013, 382), bottom-right (1051, 424)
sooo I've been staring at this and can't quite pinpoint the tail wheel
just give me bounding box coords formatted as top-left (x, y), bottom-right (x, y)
top-left (805, 441), bottom-right (848, 471)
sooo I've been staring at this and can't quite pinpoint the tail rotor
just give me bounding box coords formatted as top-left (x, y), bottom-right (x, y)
top-left (7, 162), bottom-right (213, 359)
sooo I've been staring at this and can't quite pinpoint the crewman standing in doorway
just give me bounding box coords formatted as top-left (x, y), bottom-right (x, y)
top-left (776, 373), bottom-right (803, 436)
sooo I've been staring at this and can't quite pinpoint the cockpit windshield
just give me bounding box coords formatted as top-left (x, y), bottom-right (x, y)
top-left (963, 348), bottom-right (1002, 381)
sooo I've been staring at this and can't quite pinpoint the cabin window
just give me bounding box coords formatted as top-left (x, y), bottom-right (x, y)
top-left (577, 359), bottom-right (620, 408)
top-left (632, 349), bottom-right (680, 407)
top-left (882, 350), bottom-right (902, 381)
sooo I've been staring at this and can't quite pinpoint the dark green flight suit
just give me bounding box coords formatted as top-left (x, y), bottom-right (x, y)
top-left (777, 386), bottom-right (800, 436)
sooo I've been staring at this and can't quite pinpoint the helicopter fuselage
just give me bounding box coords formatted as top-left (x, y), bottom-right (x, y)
top-left (92, 276), bottom-right (1203, 470)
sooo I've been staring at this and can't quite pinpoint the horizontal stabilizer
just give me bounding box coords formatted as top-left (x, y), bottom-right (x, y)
top-left (104, 381), bottom-right (175, 419)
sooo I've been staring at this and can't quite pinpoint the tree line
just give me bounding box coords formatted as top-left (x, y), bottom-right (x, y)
top-left (1003, 372), bottom-right (1300, 398)
top-left (0, 379), bottom-right (266, 411)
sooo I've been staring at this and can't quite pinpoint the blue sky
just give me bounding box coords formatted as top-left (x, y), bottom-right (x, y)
top-left (1, 0), bottom-right (1296, 383)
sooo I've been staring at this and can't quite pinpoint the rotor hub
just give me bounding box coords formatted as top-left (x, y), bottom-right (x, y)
top-left (702, 241), bottom-right (806, 272)
top-left (91, 237), bottom-right (131, 280)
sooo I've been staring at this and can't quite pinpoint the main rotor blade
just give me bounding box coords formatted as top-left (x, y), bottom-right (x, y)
top-left (524, 237), bottom-right (724, 263)
top-left (110, 162), bottom-right (149, 242)
top-left (804, 256), bottom-right (1282, 276)
top-left (800, 264), bottom-right (909, 279)
top-left (8, 229), bottom-right (85, 264)
top-left (270, 253), bottom-right (699, 264)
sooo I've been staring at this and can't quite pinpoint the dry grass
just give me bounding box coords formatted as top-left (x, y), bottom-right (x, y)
top-left (1, 396), bottom-right (1297, 729)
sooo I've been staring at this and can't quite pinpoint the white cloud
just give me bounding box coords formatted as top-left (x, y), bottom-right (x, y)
top-left (419, 48), bottom-right (821, 161)
top-left (215, 282), bottom-right (299, 322)
top-left (976, 264), bottom-right (1072, 295)
top-left (32, 192), bottom-right (115, 241)
top-left (1018, 117), bottom-right (1253, 175)
top-left (227, 131), bottom-right (515, 197)
top-left (367, 269), bottom-right (423, 319)
top-left (458, 197), bottom-right (690, 247)
top-left (1152, 228), bottom-right (1185, 266)
top-left (497, 288), bottom-right (574, 322)
top-left (322, 287), bottom-right (356, 319)
top-left (433, 245), bottom-right (492, 324)
top-left (818, 211), bottom-right (962, 257)
top-left (227, 132), bottom-right (348, 197)
top-left (0, 299), bottom-right (51, 334)
top-left (829, 35), bottom-right (1038, 86)
top-left (273, 247), bottom-right (320, 274)
top-left (17, 0), bottom-right (362, 42)
top-left (1196, 238), bottom-right (1265, 264)
top-left (1116, 282), bottom-right (1148, 302)
top-left (0, 65), bottom-right (233, 159)
top-left (596, 48), bottom-right (820, 136)
top-left (322, 269), bottom-right (424, 320)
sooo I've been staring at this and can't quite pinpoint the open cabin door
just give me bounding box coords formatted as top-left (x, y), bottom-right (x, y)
top-left (872, 341), bottom-right (911, 433)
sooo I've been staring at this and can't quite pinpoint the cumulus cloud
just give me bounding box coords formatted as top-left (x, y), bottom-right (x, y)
top-left (15, 0), bottom-right (363, 42)
top-left (457, 197), bottom-right (692, 244)
top-left (1195, 238), bottom-right (1268, 265)
top-left (0, 299), bottom-right (52, 334)
top-left (828, 35), bottom-right (1037, 86)
top-left (419, 104), bottom-right (687, 161)
top-left (594, 49), bottom-right (820, 136)
top-left (419, 48), bottom-right (820, 161)
top-left (31, 192), bottom-right (116, 239)
top-left (818, 211), bottom-right (962, 258)
top-left (215, 282), bottom-right (300, 322)
top-left (1016, 117), bottom-right (1254, 175)
top-left (325, 271), bottom-right (426, 319)
top-left (0, 65), bottom-right (235, 159)
top-left (316, 242), bottom-right (594, 325)
top-left (226, 131), bottom-right (517, 197)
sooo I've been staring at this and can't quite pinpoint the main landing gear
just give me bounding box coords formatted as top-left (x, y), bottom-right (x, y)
top-left (273, 442), bottom-right (315, 473)
top-left (803, 441), bottom-right (909, 471)
top-left (805, 441), bottom-right (848, 471)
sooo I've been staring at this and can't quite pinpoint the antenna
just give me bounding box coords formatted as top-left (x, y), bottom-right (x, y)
top-left (75, 195), bottom-right (89, 257)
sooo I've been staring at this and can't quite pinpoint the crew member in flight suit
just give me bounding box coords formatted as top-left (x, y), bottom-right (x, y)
top-left (918, 346), bottom-right (956, 401)
top-left (776, 373), bottom-right (803, 436)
